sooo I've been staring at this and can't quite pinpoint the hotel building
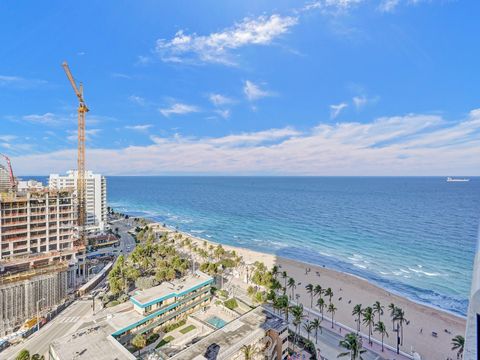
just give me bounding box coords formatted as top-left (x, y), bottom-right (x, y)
top-left (49, 271), bottom-right (214, 359)
top-left (49, 170), bottom-right (107, 232)
top-left (109, 271), bottom-right (214, 343)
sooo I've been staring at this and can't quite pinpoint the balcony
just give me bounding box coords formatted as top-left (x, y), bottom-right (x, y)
top-left (1, 212), bottom-right (28, 218)
top-left (1, 228), bottom-right (28, 236)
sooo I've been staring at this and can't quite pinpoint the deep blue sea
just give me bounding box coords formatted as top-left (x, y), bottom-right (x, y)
top-left (58, 176), bottom-right (480, 316)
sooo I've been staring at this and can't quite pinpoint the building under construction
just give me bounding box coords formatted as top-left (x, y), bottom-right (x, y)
top-left (0, 262), bottom-right (68, 336)
top-left (0, 155), bottom-right (86, 336)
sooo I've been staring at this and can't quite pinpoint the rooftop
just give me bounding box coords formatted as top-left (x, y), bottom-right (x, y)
top-left (130, 271), bottom-right (213, 308)
top-left (171, 306), bottom-right (287, 360)
top-left (104, 271), bottom-right (213, 335)
top-left (49, 322), bottom-right (135, 360)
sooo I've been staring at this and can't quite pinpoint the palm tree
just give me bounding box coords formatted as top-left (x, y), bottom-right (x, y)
top-left (338, 333), bottom-right (366, 360)
top-left (393, 307), bottom-right (407, 346)
top-left (314, 284), bottom-right (323, 302)
top-left (317, 297), bottom-right (326, 320)
top-left (373, 301), bottom-right (384, 322)
top-left (282, 271), bottom-right (288, 291)
top-left (304, 321), bottom-right (314, 342)
top-left (451, 335), bottom-right (464, 359)
top-left (388, 303), bottom-right (396, 330)
top-left (352, 304), bottom-right (362, 333)
top-left (287, 277), bottom-right (296, 300)
top-left (291, 304), bottom-right (306, 349)
top-left (131, 334), bottom-right (146, 356)
top-left (15, 350), bottom-right (31, 360)
top-left (305, 283), bottom-right (314, 311)
top-left (311, 318), bottom-right (322, 343)
top-left (362, 307), bottom-right (374, 345)
top-left (324, 287), bottom-right (334, 304)
top-left (271, 265), bottom-right (279, 281)
top-left (327, 303), bottom-right (337, 328)
top-left (241, 344), bottom-right (260, 360)
top-left (374, 321), bottom-right (389, 352)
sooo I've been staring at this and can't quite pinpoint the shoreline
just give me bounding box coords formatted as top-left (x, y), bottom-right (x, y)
top-left (170, 224), bottom-right (467, 319)
top-left (178, 228), bottom-right (467, 318)
top-left (176, 228), bottom-right (466, 359)
top-left (121, 213), bottom-right (467, 359)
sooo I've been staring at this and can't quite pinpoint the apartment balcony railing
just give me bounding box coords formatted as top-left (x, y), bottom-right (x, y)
top-left (1, 228), bottom-right (29, 236)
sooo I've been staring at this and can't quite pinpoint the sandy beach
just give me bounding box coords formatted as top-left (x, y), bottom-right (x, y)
top-left (170, 227), bottom-right (466, 360)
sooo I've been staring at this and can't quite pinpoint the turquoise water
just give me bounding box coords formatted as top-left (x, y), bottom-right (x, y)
top-left (106, 176), bottom-right (480, 316)
top-left (206, 316), bottom-right (228, 328)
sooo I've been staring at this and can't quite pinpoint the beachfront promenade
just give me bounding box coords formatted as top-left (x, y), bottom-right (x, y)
top-left (228, 276), bottom-right (413, 359)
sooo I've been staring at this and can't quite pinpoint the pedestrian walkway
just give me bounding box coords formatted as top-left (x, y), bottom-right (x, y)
top-left (56, 316), bottom-right (83, 323)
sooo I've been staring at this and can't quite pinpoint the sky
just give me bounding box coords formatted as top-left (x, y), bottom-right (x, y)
top-left (1, 0), bottom-right (479, 176)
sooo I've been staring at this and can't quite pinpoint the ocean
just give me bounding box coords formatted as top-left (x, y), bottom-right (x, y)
top-left (104, 176), bottom-right (479, 316)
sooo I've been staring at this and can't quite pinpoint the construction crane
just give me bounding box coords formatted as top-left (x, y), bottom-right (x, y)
top-left (62, 62), bottom-right (88, 246)
top-left (0, 153), bottom-right (16, 191)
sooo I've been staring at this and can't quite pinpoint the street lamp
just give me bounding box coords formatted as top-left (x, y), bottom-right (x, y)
top-left (87, 266), bottom-right (94, 281)
top-left (36, 298), bottom-right (45, 332)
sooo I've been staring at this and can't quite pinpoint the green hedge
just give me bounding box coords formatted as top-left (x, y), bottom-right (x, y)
top-left (146, 333), bottom-right (159, 345)
top-left (156, 335), bottom-right (174, 348)
top-left (224, 298), bottom-right (238, 310)
top-left (163, 319), bottom-right (186, 333)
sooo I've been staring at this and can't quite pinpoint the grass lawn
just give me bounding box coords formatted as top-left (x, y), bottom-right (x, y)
top-left (156, 335), bottom-right (174, 348)
top-left (179, 325), bottom-right (196, 334)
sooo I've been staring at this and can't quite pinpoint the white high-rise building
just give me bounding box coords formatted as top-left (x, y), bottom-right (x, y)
top-left (49, 171), bottom-right (107, 231)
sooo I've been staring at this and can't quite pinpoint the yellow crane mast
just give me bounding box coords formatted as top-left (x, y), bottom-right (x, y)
top-left (62, 61), bottom-right (88, 246)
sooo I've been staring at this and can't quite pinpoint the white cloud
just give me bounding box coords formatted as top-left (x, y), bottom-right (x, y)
top-left (0, 75), bottom-right (46, 88)
top-left (378, 0), bottom-right (400, 12)
top-left (136, 55), bottom-right (152, 66)
top-left (155, 14), bottom-right (298, 65)
top-left (0, 135), bottom-right (17, 142)
top-left (67, 129), bottom-right (101, 142)
top-left (353, 95), bottom-right (368, 109)
top-left (214, 109), bottom-right (231, 119)
top-left (111, 73), bottom-right (132, 79)
top-left (10, 110), bottom-right (480, 176)
top-left (378, 0), bottom-right (433, 12)
top-left (209, 94), bottom-right (234, 106)
top-left (330, 102), bottom-right (348, 118)
top-left (353, 95), bottom-right (378, 109)
top-left (243, 81), bottom-right (274, 101)
top-left (22, 113), bottom-right (59, 125)
top-left (159, 103), bottom-right (200, 117)
top-left (125, 124), bottom-right (153, 132)
top-left (128, 95), bottom-right (146, 106)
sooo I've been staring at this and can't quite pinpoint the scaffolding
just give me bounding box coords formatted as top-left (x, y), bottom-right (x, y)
top-left (0, 263), bottom-right (68, 336)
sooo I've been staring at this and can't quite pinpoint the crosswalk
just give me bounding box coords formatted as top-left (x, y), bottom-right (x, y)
top-left (56, 316), bottom-right (82, 323)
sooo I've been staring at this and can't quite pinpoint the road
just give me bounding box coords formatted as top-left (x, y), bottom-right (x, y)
top-left (3, 299), bottom-right (95, 359)
top-left (110, 218), bottom-right (137, 255)
top-left (2, 219), bottom-right (137, 359)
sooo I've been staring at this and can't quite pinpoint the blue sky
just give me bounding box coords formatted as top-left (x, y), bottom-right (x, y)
top-left (1, 0), bottom-right (479, 175)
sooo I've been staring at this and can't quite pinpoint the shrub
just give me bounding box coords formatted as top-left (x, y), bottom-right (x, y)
top-left (135, 276), bottom-right (158, 290)
top-left (224, 298), bottom-right (238, 310)
top-left (156, 335), bottom-right (174, 348)
top-left (163, 319), bottom-right (186, 333)
top-left (131, 334), bottom-right (146, 351)
top-left (106, 300), bottom-right (120, 307)
top-left (146, 333), bottom-right (159, 345)
top-left (179, 325), bottom-right (196, 334)
top-left (118, 294), bottom-right (130, 303)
